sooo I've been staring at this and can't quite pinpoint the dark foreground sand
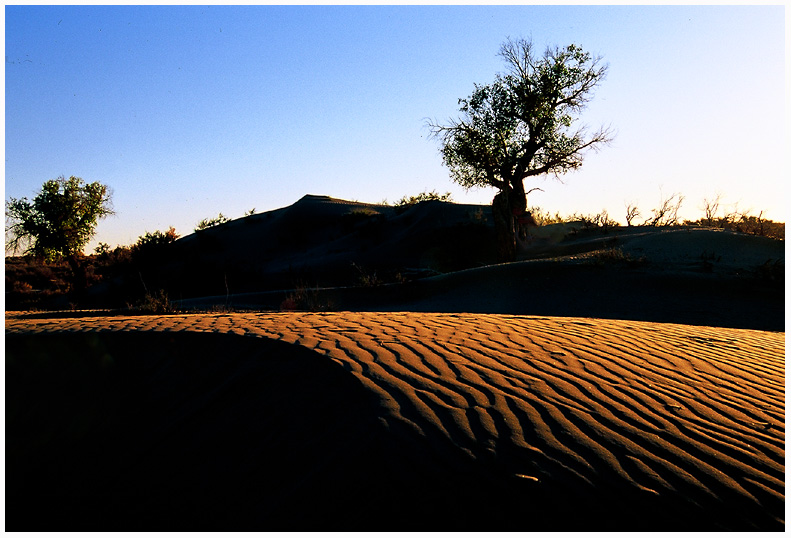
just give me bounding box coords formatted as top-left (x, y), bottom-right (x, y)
top-left (5, 312), bottom-right (785, 531)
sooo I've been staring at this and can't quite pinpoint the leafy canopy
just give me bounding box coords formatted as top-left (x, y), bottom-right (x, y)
top-left (429, 38), bottom-right (612, 192)
top-left (6, 175), bottom-right (113, 261)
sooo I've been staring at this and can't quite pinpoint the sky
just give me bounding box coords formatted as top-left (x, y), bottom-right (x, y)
top-left (4, 4), bottom-right (787, 252)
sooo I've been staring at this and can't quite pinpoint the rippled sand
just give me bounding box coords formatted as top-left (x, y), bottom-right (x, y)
top-left (6, 312), bottom-right (784, 531)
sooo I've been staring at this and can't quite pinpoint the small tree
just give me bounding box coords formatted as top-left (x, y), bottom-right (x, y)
top-left (624, 202), bottom-right (640, 226)
top-left (6, 175), bottom-right (113, 294)
top-left (701, 194), bottom-right (722, 227)
top-left (429, 37), bottom-right (612, 260)
top-left (644, 191), bottom-right (684, 227)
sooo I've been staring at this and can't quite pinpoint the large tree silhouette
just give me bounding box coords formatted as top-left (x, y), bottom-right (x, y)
top-left (429, 38), bottom-right (612, 260)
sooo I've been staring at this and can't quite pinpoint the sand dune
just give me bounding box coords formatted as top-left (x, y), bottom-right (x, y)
top-left (6, 311), bottom-right (784, 531)
top-left (151, 196), bottom-right (784, 331)
top-left (81, 195), bottom-right (782, 332)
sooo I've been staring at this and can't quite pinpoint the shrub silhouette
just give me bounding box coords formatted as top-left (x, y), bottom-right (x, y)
top-left (131, 228), bottom-right (179, 261)
top-left (394, 190), bottom-right (453, 214)
top-left (195, 213), bottom-right (230, 231)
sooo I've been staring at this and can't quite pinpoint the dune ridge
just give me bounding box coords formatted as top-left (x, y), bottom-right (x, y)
top-left (5, 312), bottom-right (784, 530)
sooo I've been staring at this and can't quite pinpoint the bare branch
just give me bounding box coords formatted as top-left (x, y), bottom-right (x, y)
top-left (645, 191), bottom-right (684, 226)
top-left (624, 201), bottom-right (640, 226)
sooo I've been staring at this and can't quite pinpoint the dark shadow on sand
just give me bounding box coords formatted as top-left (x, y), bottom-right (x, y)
top-left (6, 331), bottom-right (783, 531)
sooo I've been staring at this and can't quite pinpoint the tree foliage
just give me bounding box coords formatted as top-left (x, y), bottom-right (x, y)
top-left (428, 37), bottom-right (612, 260)
top-left (132, 227), bottom-right (180, 252)
top-left (6, 175), bottom-right (113, 261)
top-left (130, 227), bottom-right (180, 264)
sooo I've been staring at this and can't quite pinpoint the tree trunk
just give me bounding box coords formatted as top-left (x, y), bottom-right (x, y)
top-left (510, 178), bottom-right (527, 215)
top-left (66, 254), bottom-right (88, 302)
top-left (492, 190), bottom-right (515, 262)
top-left (492, 182), bottom-right (529, 262)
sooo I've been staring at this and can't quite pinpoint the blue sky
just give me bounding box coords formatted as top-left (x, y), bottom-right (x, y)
top-left (5, 5), bottom-right (786, 251)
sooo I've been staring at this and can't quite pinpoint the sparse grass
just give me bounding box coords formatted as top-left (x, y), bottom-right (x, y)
top-left (528, 207), bottom-right (567, 226)
top-left (351, 262), bottom-right (382, 287)
top-left (129, 289), bottom-right (176, 314)
top-left (589, 247), bottom-right (647, 267)
top-left (529, 207), bottom-right (619, 230)
top-left (573, 210), bottom-right (620, 230)
top-left (685, 213), bottom-right (784, 240)
top-left (280, 282), bottom-right (333, 311)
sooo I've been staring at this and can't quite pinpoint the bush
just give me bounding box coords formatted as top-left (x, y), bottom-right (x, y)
top-left (132, 227), bottom-right (179, 251)
top-left (394, 190), bottom-right (453, 213)
top-left (528, 207), bottom-right (566, 226)
top-left (590, 247), bottom-right (647, 267)
top-left (572, 210), bottom-right (620, 230)
top-left (684, 211), bottom-right (784, 240)
top-left (195, 213), bottom-right (230, 232)
top-left (129, 289), bottom-right (175, 314)
top-left (127, 228), bottom-right (180, 272)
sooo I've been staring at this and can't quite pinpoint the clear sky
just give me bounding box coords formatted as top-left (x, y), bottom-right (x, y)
top-left (4, 4), bottom-right (787, 252)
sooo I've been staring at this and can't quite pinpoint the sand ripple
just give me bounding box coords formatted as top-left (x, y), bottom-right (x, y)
top-left (6, 312), bottom-right (784, 530)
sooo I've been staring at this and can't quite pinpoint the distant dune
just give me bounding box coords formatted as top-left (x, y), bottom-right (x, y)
top-left (6, 312), bottom-right (784, 531)
top-left (124, 195), bottom-right (784, 331)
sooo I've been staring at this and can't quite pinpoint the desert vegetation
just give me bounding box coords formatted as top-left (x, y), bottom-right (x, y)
top-left (6, 189), bottom-right (782, 313)
top-left (5, 172), bottom-right (783, 316)
top-left (6, 175), bottom-right (114, 297)
top-left (527, 193), bottom-right (783, 240)
top-left (428, 37), bottom-right (612, 261)
top-left (195, 213), bottom-right (231, 231)
top-left (392, 190), bottom-right (453, 213)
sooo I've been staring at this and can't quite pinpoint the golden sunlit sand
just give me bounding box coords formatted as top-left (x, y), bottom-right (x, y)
top-left (6, 311), bottom-right (784, 531)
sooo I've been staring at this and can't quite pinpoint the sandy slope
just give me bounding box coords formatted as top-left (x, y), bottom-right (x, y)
top-left (5, 312), bottom-right (784, 531)
top-left (83, 196), bottom-right (782, 330)
top-left (161, 198), bottom-right (784, 331)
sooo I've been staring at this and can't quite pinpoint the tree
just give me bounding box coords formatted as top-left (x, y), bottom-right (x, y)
top-left (624, 202), bottom-right (640, 226)
top-left (6, 175), bottom-right (113, 293)
top-left (644, 191), bottom-right (684, 227)
top-left (428, 37), bottom-right (612, 260)
top-left (131, 227), bottom-right (180, 263)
